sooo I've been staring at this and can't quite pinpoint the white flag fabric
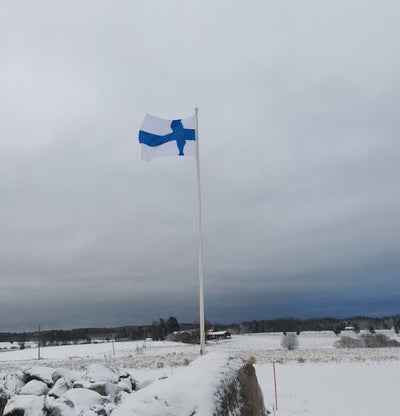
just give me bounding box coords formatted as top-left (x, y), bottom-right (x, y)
top-left (138, 114), bottom-right (196, 161)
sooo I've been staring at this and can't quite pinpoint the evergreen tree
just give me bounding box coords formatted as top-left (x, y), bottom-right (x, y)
top-left (166, 316), bottom-right (179, 334)
top-left (394, 316), bottom-right (400, 335)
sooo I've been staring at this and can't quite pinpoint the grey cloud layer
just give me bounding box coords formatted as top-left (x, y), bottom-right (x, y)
top-left (1, 1), bottom-right (400, 330)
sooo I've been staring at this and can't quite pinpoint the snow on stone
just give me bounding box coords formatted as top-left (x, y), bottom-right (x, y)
top-left (3, 372), bottom-right (24, 395)
top-left (23, 366), bottom-right (54, 386)
top-left (48, 377), bottom-right (72, 398)
top-left (0, 385), bottom-right (7, 399)
top-left (86, 364), bottom-right (119, 383)
top-left (0, 386), bottom-right (7, 412)
top-left (112, 352), bottom-right (244, 416)
top-left (116, 379), bottom-right (132, 393)
top-left (46, 399), bottom-right (75, 416)
top-left (72, 379), bottom-right (92, 389)
top-left (89, 381), bottom-right (118, 396)
top-left (62, 388), bottom-right (103, 408)
top-left (20, 380), bottom-right (49, 395)
top-left (4, 394), bottom-right (45, 416)
top-left (52, 368), bottom-right (81, 383)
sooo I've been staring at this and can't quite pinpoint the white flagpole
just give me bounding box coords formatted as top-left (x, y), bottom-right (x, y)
top-left (195, 107), bottom-right (205, 354)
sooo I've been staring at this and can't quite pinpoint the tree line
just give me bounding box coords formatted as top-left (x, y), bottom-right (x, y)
top-left (238, 315), bottom-right (400, 334)
top-left (0, 316), bottom-right (183, 346)
top-left (1, 314), bottom-right (399, 346)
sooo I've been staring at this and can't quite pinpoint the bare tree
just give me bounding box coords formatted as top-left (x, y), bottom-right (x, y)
top-left (281, 333), bottom-right (299, 350)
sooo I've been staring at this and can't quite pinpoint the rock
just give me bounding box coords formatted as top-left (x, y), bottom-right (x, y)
top-left (4, 394), bottom-right (45, 416)
top-left (59, 399), bottom-right (74, 410)
top-left (51, 370), bottom-right (80, 384)
top-left (115, 380), bottom-right (131, 394)
top-left (72, 380), bottom-right (91, 389)
top-left (20, 381), bottom-right (49, 396)
top-left (44, 395), bottom-right (55, 410)
top-left (0, 386), bottom-right (8, 416)
top-left (86, 365), bottom-right (119, 384)
top-left (0, 387), bottom-right (9, 399)
top-left (88, 404), bottom-right (107, 416)
top-left (4, 374), bottom-right (24, 395)
top-left (103, 402), bottom-right (116, 415)
top-left (89, 383), bottom-right (117, 397)
top-left (128, 377), bottom-right (137, 391)
top-left (135, 379), bottom-right (153, 390)
top-left (45, 400), bottom-right (75, 416)
top-left (22, 368), bottom-right (54, 387)
top-left (113, 391), bottom-right (129, 406)
top-left (48, 379), bottom-right (72, 399)
top-left (61, 389), bottom-right (103, 409)
top-left (116, 369), bottom-right (130, 380)
top-left (216, 361), bottom-right (265, 416)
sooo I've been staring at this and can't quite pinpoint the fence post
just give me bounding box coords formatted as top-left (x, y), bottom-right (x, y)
top-left (273, 362), bottom-right (278, 411)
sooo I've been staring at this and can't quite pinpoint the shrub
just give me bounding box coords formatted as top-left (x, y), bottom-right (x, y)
top-left (169, 330), bottom-right (200, 344)
top-left (362, 333), bottom-right (399, 348)
top-left (394, 317), bottom-right (400, 335)
top-left (281, 333), bottom-right (299, 350)
top-left (335, 333), bottom-right (400, 349)
top-left (248, 355), bottom-right (256, 364)
top-left (334, 336), bottom-right (361, 348)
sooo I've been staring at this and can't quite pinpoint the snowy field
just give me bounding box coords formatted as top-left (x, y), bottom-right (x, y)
top-left (1, 331), bottom-right (399, 415)
top-left (257, 361), bottom-right (400, 415)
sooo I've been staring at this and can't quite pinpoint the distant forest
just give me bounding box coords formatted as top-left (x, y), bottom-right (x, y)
top-left (1, 314), bottom-right (399, 346)
top-left (236, 315), bottom-right (400, 334)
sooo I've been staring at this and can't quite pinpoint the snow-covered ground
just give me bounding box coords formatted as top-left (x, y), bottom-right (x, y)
top-left (1, 331), bottom-right (399, 415)
top-left (257, 361), bottom-right (400, 415)
top-left (0, 341), bottom-right (36, 351)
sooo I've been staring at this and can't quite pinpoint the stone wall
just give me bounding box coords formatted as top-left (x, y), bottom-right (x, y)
top-left (112, 352), bottom-right (266, 416)
top-left (0, 353), bottom-right (266, 416)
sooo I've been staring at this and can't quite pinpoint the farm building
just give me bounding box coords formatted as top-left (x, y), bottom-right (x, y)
top-left (206, 330), bottom-right (231, 340)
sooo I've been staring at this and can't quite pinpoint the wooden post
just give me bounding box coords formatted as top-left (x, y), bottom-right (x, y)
top-left (273, 362), bottom-right (278, 411)
top-left (38, 325), bottom-right (41, 360)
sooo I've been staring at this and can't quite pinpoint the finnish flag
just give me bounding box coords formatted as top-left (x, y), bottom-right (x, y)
top-left (138, 114), bottom-right (196, 161)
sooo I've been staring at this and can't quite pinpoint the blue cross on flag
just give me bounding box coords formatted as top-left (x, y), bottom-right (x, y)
top-left (139, 114), bottom-right (196, 161)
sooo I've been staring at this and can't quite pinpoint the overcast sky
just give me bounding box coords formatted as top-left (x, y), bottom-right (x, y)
top-left (1, 1), bottom-right (400, 331)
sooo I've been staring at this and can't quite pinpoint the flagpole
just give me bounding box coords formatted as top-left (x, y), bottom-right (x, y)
top-left (195, 107), bottom-right (205, 355)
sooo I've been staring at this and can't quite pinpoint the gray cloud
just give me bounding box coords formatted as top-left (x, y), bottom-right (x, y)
top-left (1, 1), bottom-right (400, 331)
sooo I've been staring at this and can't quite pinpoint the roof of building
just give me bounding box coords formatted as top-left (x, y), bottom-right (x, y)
top-left (206, 330), bottom-right (231, 336)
